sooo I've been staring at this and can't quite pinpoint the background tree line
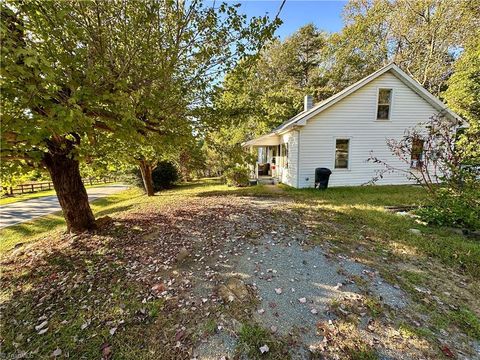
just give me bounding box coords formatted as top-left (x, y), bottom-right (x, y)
top-left (203, 0), bottom-right (479, 174)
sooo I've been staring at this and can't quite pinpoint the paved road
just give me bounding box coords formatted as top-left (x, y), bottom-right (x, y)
top-left (0, 184), bottom-right (129, 229)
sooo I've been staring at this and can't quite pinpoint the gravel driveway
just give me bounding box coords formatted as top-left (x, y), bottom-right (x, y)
top-left (192, 197), bottom-right (413, 359)
top-left (0, 184), bottom-right (129, 228)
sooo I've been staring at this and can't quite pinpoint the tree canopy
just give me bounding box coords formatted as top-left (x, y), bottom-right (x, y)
top-left (0, 0), bottom-right (279, 231)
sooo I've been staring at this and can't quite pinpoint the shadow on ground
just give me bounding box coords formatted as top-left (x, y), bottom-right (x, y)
top-left (1, 181), bottom-right (479, 360)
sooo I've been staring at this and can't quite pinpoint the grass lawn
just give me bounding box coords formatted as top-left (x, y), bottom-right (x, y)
top-left (0, 187), bottom-right (140, 253)
top-left (1, 179), bottom-right (478, 359)
top-left (282, 184), bottom-right (480, 278)
top-left (0, 183), bottom-right (120, 206)
top-left (0, 179), bottom-right (271, 254)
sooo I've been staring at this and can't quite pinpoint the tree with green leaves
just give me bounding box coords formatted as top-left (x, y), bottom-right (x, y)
top-left (335, 0), bottom-right (480, 96)
top-left (443, 35), bottom-right (480, 127)
top-left (207, 24), bottom-right (329, 142)
top-left (444, 35), bottom-right (480, 164)
top-left (1, 0), bottom-right (278, 232)
top-left (177, 139), bottom-right (207, 181)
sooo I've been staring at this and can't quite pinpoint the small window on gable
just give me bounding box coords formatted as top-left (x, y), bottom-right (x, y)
top-left (335, 139), bottom-right (349, 169)
top-left (377, 88), bottom-right (392, 120)
top-left (410, 138), bottom-right (424, 168)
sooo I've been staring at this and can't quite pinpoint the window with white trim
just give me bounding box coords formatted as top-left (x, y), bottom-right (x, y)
top-left (335, 139), bottom-right (349, 169)
top-left (377, 88), bottom-right (392, 120)
top-left (410, 138), bottom-right (424, 168)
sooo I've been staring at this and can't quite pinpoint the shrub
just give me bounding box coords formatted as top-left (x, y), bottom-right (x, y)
top-left (369, 113), bottom-right (480, 230)
top-left (416, 186), bottom-right (480, 230)
top-left (152, 161), bottom-right (179, 191)
top-left (224, 166), bottom-right (250, 187)
top-left (131, 161), bottom-right (179, 192)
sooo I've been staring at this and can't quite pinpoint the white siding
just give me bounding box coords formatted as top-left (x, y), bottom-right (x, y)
top-left (297, 71), bottom-right (439, 188)
top-left (280, 131), bottom-right (298, 187)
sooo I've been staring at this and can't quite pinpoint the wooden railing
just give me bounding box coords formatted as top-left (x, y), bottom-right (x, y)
top-left (2, 176), bottom-right (117, 196)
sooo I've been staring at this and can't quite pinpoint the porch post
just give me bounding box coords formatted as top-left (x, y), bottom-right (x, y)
top-left (249, 146), bottom-right (257, 179)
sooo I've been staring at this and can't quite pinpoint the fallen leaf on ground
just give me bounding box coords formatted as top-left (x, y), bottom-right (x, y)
top-left (259, 344), bottom-right (269, 353)
top-left (151, 283), bottom-right (166, 292)
top-left (35, 321), bottom-right (48, 331)
top-left (52, 348), bottom-right (62, 357)
top-left (101, 342), bottom-right (112, 359)
top-left (440, 345), bottom-right (454, 358)
top-left (175, 330), bottom-right (186, 342)
top-left (316, 321), bottom-right (333, 337)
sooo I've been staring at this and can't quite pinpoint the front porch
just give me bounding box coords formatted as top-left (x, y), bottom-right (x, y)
top-left (243, 133), bottom-right (288, 184)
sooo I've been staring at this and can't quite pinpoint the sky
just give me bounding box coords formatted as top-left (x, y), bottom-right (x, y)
top-left (235, 0), bottom-right (347, 39)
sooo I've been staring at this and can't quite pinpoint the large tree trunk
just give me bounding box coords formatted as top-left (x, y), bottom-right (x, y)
top-left (139, 160), bottom-right (155, 196)
top-left (43, 137), bottom-right (96, 233)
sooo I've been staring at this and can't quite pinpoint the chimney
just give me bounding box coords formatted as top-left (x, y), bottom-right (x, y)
top-left (304, 94), bottom-right (313, 112)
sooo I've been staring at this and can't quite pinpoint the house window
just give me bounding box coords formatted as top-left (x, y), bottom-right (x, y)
top-left (377, 88), bottom-right (392, 120)
top-left (335, 139), bottom-right (349, 169)
top-left (410, 138), bottom-right (424, 168)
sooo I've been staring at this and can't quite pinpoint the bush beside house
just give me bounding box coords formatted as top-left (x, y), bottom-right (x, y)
top-left (224, 166), bottom-right (250, 187)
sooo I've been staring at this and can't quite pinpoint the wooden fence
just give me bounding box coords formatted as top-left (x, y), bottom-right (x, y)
top-left (2, 176), bottom-right (117, 196)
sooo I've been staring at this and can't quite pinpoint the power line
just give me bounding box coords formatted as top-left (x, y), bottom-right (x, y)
top-left (275, 0), bottom-right (286, 20)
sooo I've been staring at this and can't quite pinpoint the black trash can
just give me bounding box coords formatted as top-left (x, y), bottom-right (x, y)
top-left (315, 168), bottom-right (332, 189)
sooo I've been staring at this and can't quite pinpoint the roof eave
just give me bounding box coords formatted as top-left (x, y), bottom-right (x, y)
top-left (242, 133), bottom-right (281, 147)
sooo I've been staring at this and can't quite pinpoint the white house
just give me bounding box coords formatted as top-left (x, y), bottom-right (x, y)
top-left (243, 63), bottom-right (460, 188)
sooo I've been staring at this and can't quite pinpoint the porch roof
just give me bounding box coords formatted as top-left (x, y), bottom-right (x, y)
top-left (242, 133), bottom-right (280, 147)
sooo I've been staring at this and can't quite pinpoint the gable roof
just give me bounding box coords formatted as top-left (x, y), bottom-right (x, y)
top-left (269, 63), bottom-right (461, 135)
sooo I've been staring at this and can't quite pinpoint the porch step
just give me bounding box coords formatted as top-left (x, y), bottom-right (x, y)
top-left (257, 177), bottom-right (276, 185)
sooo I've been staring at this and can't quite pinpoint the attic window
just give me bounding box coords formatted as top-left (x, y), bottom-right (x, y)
top-left (377, 88), bottom-right (392, 120)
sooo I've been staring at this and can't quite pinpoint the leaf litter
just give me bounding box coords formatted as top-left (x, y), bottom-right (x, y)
top-left (1, 192), bottom-right (478, 360)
